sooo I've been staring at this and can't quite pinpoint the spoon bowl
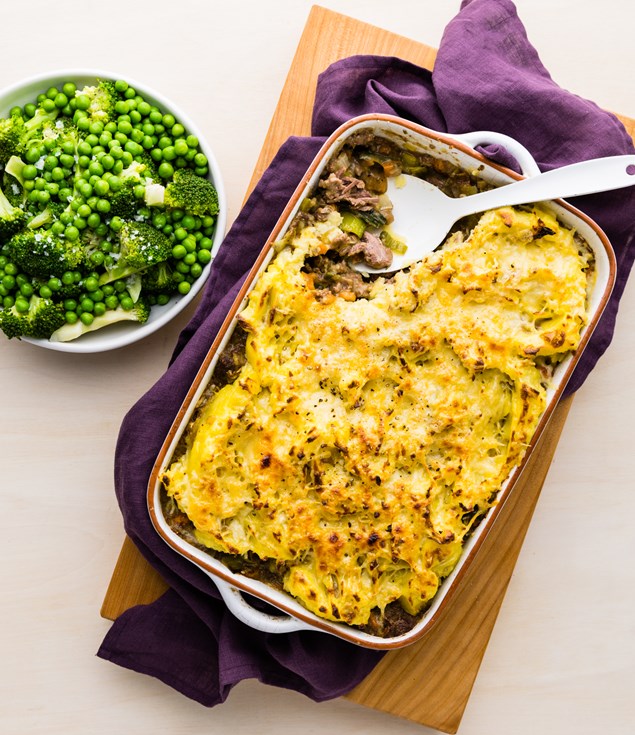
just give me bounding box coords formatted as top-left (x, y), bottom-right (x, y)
top-left (355, 155), bottom-right (635, 273)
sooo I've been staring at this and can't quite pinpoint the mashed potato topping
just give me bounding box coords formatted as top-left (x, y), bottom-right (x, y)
top-left (162, 195), bottom-right (592, 633)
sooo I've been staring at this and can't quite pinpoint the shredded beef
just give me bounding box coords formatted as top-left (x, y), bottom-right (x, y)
top-left (345, 231), bottom-right (393, 269)
top-left (318, 172), bottom-right (379, 211)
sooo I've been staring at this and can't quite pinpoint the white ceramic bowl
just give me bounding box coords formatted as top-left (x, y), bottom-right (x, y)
top-left (0, 69), bottom-right (227, 353)
top-left (148, 114), bottom-right (616, 649)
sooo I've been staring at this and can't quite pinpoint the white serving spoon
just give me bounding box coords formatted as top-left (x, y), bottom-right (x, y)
top-left (355, 155), bottom-right (635, 272)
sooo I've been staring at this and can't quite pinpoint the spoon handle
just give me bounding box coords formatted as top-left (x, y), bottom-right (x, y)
top-left (453, 155), bottom-right (635, 218)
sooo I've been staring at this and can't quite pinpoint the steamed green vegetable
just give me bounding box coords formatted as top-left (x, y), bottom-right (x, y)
top-left (0, 77), bottom-right (218, 341)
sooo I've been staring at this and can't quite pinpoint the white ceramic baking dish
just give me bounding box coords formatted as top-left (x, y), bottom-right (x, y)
top-left (148, 114), bottom-right (616, 650)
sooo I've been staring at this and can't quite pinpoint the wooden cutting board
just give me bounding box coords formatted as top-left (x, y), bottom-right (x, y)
top-left (100, 6), bottom-right (635, 733)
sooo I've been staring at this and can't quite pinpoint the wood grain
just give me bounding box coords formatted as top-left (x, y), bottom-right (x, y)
top-left (100, 6), bottom-right (635, 733)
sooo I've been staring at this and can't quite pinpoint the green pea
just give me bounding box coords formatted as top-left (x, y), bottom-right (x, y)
top-left (64, 225), bottom-right (80, 241)
top-left (190, 263), bottom-right (203, 279)
top-left (162, 146), bottom-right (176, 161)
top-left (64, 311), bottom-right (78, 324)
top-left (197, 249), bottom-right (212, 265)
top-left (124, 141), bottom-right (142, 157)
top-left (171, 123), bottom-right (185, 138)
top-left (77, 203), bottom-right (92, 219)
top-left (158, 162), bottom-right (174, 179)
top-left (117, 121), bottom-right (132, 140)
top-left (174, 139), bottom-right (188, 157)
top-left (152, 213), bottom-right (167, 229)
top-left (103, 295), bottom-right (118, 310)
top-left (93, 179), bottom-right (109, 196)
top-left (120, 296), bottom-right (134, 310)
top-left (96, 199), bottom-right (111, 213)
top-left (87, 213), bottom-right (101, 229)
top-left (84, 276), bottom-right (99, 292)
top-left (22, 164), bottom-right (38, 181)
top-left (116, 100), bottom-right (131, 116)
top-left (194, 153), bottom-right (208, 167)
top-left (75, 94), bottom-right (91, 110)
top-left (177, 281), bottom-right (191, 295)
top-left (14, 297), bottom-right (30, 313)
top-left (93, 302), bottom-right (106, 316)
top-left (39, 285), bottom-right (53, 299)
top-left (114, 79), bottom-right (128, 93)
top-left (80, 312), bottom-right (94, 326)
top-left (54, 92), bottom-right (68, 109)
top-left (19, 281), bottom-right (34, 297)
top-left (48, 277), bottom-right (62, 292)
top-left (24, 146), bottom-right (41, 163)
top-left (171, 244), bottom-right (186, 260)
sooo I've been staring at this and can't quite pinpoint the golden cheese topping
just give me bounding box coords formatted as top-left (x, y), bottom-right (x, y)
top-left (162, 204), bottom-right (592, 628)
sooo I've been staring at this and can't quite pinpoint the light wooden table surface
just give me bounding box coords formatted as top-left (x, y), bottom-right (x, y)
top-left (1, 2), bottom-right (634, 734)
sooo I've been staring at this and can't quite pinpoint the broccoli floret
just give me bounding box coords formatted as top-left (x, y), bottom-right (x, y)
top-left (0, 294), bottom-right (65, 339)
top-left (107, 158), bottom-right (158, 217)
top-left (142, 260), bottom-right (179, 294)
top-left (0, 106), bottom-right (59, 164)
top-left (108, 179), bottom-right (141, 219)
top-left (76, 81), bottom-right (117, 124)
top-left (0, 185), bottom-right (27, 242)
top-left (2, 171), bottom-right (25, 207)
top-left (0, 112), bottom-right (25, 165)
top-left (99, 221), bottom-right (172, 284)
top-left (49, 298), bottom-right (150, 342)
top-left (163, 169), bottom-right (219, 216)
top-left (5, 229), bottom-right (85, 278)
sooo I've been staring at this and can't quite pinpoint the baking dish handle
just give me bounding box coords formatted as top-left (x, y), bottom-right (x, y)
top-left (450, 130), bottom-right (541, 177)
top-left (215, 580), bottom-right (315, 634)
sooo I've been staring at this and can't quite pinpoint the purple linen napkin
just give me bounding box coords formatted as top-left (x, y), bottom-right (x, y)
top-left (98, 0), bottom-right (635, 705)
